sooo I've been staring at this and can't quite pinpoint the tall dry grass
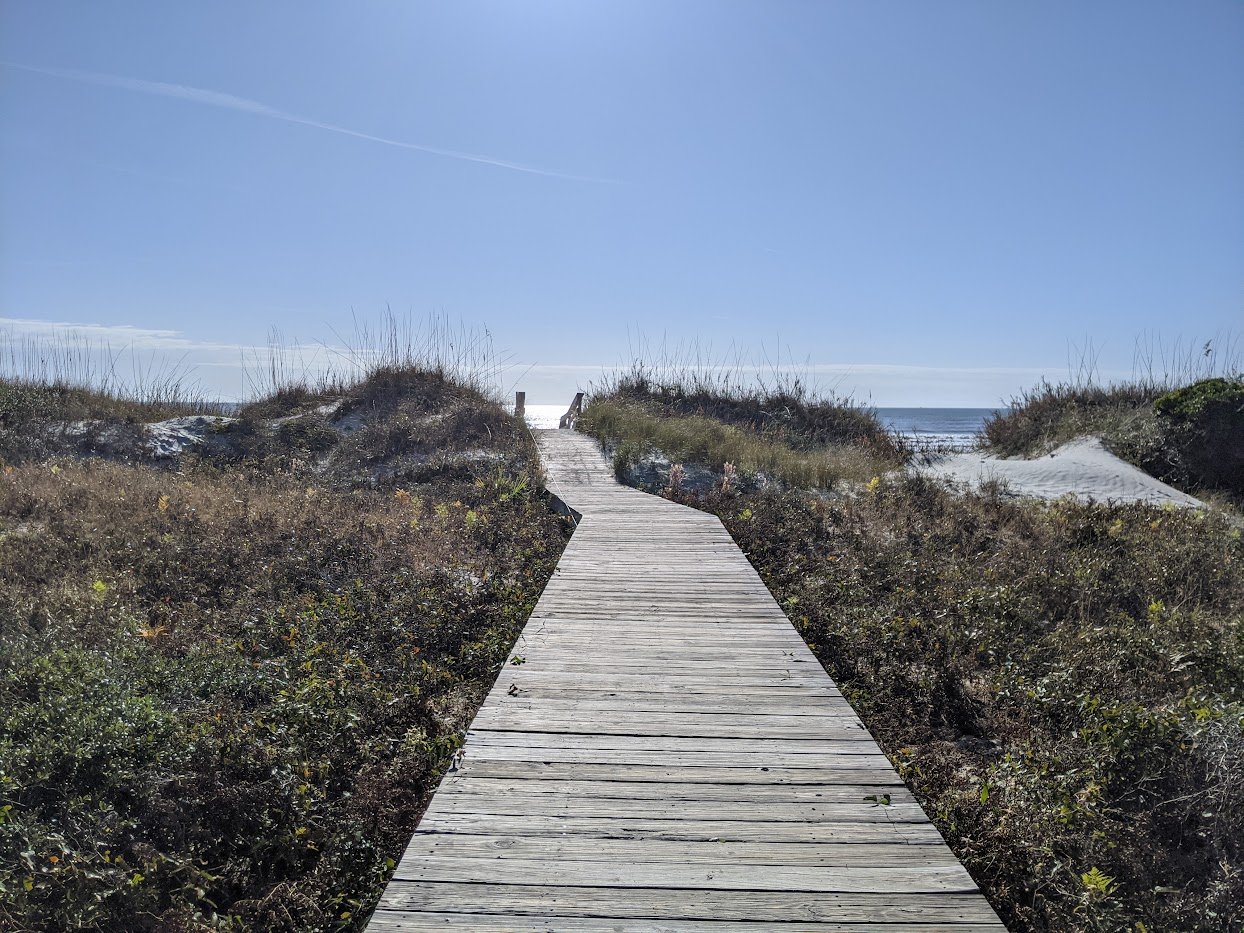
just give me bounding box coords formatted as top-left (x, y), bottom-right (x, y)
top-left (0, 326), bottom-right (205, 409)
top-left (242, 310), bottom-right (507, 409)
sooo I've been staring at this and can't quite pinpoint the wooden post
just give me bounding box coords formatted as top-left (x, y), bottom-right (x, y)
top-left (514, 391), bottom-right (525, 419)
top-left (558, 392), bottom-right (584, 429)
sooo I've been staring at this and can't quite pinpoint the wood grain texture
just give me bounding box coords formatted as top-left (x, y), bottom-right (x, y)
top-left (365, 429), bottom-right (1005, 930)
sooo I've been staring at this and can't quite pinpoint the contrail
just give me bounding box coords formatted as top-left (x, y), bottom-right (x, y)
top-left (2, 61), bottom-right (617, 183)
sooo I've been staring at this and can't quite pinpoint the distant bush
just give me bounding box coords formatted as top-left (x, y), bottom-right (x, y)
top-left (980, 380), bottom-right (1162, 460)
top-left (606, 367), bottom-right (901, 454)
top-left (0, 380), bottom-right (215, 463)
top-left (581, 399), bottom-right (901, 490)
top-left (192, 367), bottom-right (524, 491)
top-left (581, 373), bottom-right (906, 491)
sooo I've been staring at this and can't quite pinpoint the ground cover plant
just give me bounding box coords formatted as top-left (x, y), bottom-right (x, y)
top-left (0, 365), bottom-right (570, 931)
top-left (589, 375), bottom-right (1244, 932)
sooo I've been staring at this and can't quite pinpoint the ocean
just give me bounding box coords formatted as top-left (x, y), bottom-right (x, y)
top-left (524, 403), bottom-right (1000, 449)
top-left (878, 408), bottom-right (1001, 450)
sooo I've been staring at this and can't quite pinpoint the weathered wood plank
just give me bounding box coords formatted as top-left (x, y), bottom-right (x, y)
top-left (459, 745), bottom-right (897, 768)
top-left (414, 812), bottom-right (946, 845)
top-left (431, 777), bottom-right (920, 804)
top-left (451, 760), bottom-right (907, 784)
top-left (373, 881), bottom-right (1006, 924)
top-left (487, 691), bottom-right (851, 709)
top-left (469, 723), bottom-right (873, 740)
top-left (423, 794), bottom-right (931, 823)
top-left (390, 855), bottom-right (979, 893)
top-left (404, 833), bottom-right (964, 866)
top-left (368, 913), bottom-right (1009, 932)
top-left (463, 731), bottom-right (884, 752)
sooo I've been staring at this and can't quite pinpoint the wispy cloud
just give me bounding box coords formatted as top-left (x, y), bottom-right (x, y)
top-left (0, 316), bottom-right (255, 362)
top-left (2, 317), bottom-right (202, 345)
top-left (1, 61), bottom-right (617, 183)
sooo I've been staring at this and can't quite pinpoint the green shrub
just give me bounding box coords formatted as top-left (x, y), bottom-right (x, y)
top-left (209, 368), bottom-right (525, 490)
top-left (0, 380), bottom-right (218, 464)
top-left (609, 371), bottom-right (899, 452)
top-left (1152, 378), bottom-right (1244, 494)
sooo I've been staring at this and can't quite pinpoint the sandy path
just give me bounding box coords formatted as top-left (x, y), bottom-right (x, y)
top-left (915, 436), bottom-right (1203, 508)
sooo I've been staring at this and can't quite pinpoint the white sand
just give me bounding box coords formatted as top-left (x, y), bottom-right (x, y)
top-left (915, 436), bottom-right (1204, 508)
top-left (145, 415), bottom-right (236, 458)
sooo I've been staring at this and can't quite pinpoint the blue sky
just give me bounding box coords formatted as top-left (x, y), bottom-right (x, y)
top-left (1, 1), bottom-right (1241, 404)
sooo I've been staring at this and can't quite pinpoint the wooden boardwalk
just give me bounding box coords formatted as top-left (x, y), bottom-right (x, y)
top-left (367, 429), bottom-right (1006, 931)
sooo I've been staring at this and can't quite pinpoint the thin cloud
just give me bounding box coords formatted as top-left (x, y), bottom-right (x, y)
top-left (2, 61), bottom-right (617, 183)
top-left (0, 316), bottom-right (254, 360)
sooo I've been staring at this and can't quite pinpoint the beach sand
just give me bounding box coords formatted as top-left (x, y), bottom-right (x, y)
top-left (916, 436), bottom-right (1203, 508)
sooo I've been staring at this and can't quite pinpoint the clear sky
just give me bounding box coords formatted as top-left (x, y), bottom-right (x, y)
top-left (1, 1), bottom-right (1241, 404)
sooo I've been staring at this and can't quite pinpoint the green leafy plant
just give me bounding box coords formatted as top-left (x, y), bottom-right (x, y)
top-left (1081, 866), bottom-right (1116, 895)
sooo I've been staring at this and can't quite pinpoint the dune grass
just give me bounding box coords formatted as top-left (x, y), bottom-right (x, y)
top-left (0, 357), bottom-right (570, 930)
top-left (980, 380), bottom-right (1164, 458)
top-left (597, 359), bottom-right (900, 450)
top-left (0, 325), bottom-right (214, 416)
top-left (203, 366), bottom-right (525, 490)
top-left (581, 398), bottom-right (897, 489)
top-left (580, 365), bottom-right (906, 490)
top-left (240, 310), bottom-right (507, 411)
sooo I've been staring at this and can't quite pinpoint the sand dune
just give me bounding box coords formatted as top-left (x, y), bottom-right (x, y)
top-left (916, 436), bottom-right (1203, 508)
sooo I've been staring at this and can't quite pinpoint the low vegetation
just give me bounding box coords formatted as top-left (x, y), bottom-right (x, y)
top-left (593, 373), bottom-right (1243, 932)
top-left (580, 367), bottom-right (906, 490)
top-left (0, 381), bottom-right (219, 464)
top-left (0, 367), bottom-right (570, 931)
top-left (980, 380), bottom-right (1161, 459)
